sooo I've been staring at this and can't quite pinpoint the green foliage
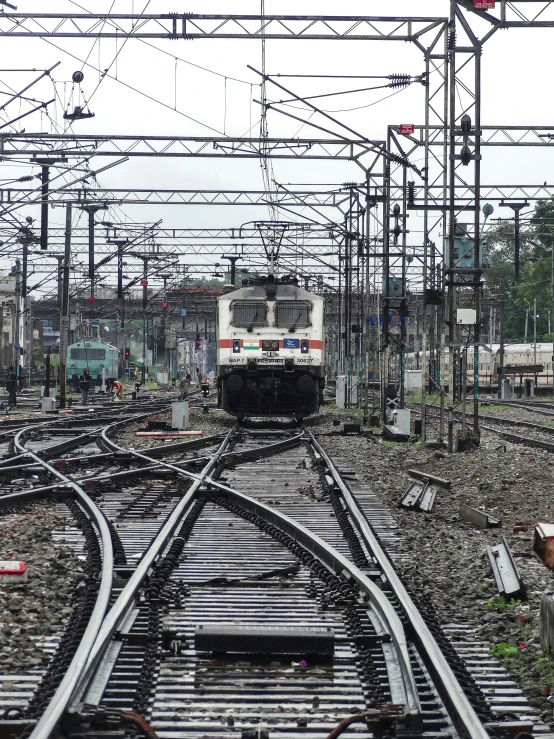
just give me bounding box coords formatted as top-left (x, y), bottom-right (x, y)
top-left (535, 654), bottom-right (554, 686)
top-left (479, 404), bottom-right (507, 413)
top-left (32, 345), bottom-right (45, 370)
top-left (490, 642), bottom-right (519, 658)
top-left (483, 198), bottom-right (554, 342)
top-left (484, 596), bottom-right (520, 611)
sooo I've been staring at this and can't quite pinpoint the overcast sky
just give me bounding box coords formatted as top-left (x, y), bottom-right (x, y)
top-left (1, 1), bottom-right (554, 296)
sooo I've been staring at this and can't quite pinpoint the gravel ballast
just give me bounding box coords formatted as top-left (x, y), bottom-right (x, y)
top-left (0, 504), bottom-right (82, 680)
top-left (308, 407), bottom-right (554, 726)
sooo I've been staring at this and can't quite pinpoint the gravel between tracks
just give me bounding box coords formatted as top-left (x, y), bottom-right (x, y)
top-left (308, 407), bottom-right (554, 727)
top-left (0, 505), bottom-right (83, 675)
top-left (115, 408), bottom-right (235, 450)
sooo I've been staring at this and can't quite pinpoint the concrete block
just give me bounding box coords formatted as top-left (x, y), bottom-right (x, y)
top-left (171, 401), bottom-right (189, 430)
top-left (41, 397), bottom-right (56, 412)
top-left (0, 561), bottom-right (27, 582)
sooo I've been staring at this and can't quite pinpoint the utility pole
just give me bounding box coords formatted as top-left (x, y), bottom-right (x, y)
top-left (17, 222), bottom-right (39, 387)
top-left (500, 200), bottom-right (529, 283)
top-left (55, 255), bottom-right (64, 305)
top-left (32, 157), bottom-right (64, 250)
top-left (221, 254), bottom-right (240, 287)
top-left (548, 248), bottom-right (554, 395)
top-left (525, 305), bottom-right (529, 343)
top-left (143, 263), bottom-right (148, 384)
top-left (498, 294), bottom-right (505, 400)
top-left (59, 204), bottom-right (72, 409)
top-left (13, 259), bottom-right (21, 388)
top-left (534, 296), bottom-right (537, 369)
top-left (82, 204), bottom-right (107, 299)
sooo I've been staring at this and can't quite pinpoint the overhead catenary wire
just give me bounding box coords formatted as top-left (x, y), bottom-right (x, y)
top-left (11, 20), bottom-right (230, 137)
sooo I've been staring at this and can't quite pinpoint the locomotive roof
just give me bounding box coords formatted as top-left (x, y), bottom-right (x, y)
top-left (69, 339), bottom-right (118, 351)
top-left (219, 283), bottom-right (321, 302)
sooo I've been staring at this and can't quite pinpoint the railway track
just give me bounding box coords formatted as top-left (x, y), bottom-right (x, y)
top-left (0, 405), bottom-right (550, 739)
top-left (408, 401), bottom-right (554, 453)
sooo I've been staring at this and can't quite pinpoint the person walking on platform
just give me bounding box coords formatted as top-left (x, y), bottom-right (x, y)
top-left (80, 371), bottom-right (90, 405)
top-left (5, 366), bottom-right (16, 408)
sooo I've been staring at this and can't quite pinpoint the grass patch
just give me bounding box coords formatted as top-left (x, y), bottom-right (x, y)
top-left (490, 642), bottom-right (520, 658)
top-left (405, 392), bottom-right (441, 404)
top-left (490, 616), bottom-right (554, 697)
top-left (535, 654), bottom-right (554, 687)
top-left (381, 439), bottom-right (409, 447)
top-left (484, 596), bottom-right (520, 611)
top-left (479, 404), bottom-right (508, 413)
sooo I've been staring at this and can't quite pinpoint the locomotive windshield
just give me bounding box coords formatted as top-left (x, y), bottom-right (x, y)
top-left (70, 348), bottom-right (106, 360)
top-left (232, 301), bottom-right (267, 327)
top-left (275, 301), bottom-right (311, 328)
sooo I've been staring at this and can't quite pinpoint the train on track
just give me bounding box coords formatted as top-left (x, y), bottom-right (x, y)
top-left (406, 342), bottom-right (554, 386)
top-left (216, 275), bottom-right (325, 418)
top-left (66, 339), bottom-right (119, 385)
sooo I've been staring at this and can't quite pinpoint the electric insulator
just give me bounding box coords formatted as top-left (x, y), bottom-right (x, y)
top-left (460, 146), bottom-right (472, 166)
top-left (408, 181), bottom-right (415, 204)
top-left (388, 73), bottom-right (411, 88)
top-left (448, 29), bottom-right (457, 50)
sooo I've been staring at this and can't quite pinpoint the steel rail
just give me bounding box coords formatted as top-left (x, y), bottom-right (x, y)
top-left (11, 427), bottom-right (115, 739)
top-left (489, 399), bottom-right (554, 415)
top-left (3, 401), bottom-right (186, 738)
top-left (411, 402), bottom-right (554, 451)
top-left (68, 427), bottom-right (235, 711)
top-left (0, 402), bottom-right (184, 502)
top-left (305, 428), bottom-right (490, 739)
top-left (95, 421), bottom-right (421, 722)
top-left (203, 483), bottom-right (422, 724)
top-left (478, 413), bottom-right (554, 435)
top-left (479, 423), bottom-right (554, 452)
top-left (0, 482), bottom-right (73, 504)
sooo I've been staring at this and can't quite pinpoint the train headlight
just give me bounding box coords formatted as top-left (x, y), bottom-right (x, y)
top-left (233, 340), bottom-right (241, 353)
top-left (262, 339), bottom-right (279, 351)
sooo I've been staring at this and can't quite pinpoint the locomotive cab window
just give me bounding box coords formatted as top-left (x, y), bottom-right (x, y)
top-left (275, 301), bottom-right (311, 329)
top-left (70, 348), bottom-right (106, 361)
top-left (231, 301), bottom-right (268, 327)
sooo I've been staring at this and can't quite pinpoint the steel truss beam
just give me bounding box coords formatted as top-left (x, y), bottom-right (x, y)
top-left (0, 225), bottom-right (336, 241)
top-left (7, 183), bottom-right (550, 209)
top-left (393, 124), bottom-right (554, 147)
top-left (459, 0), bottom-right (554, 27)
top-left (0, 187), bottom-right (357, 209)
top-left (0, 134), bottom-right (379, 161)
top-left (0, 13), bottom-right (447, 41)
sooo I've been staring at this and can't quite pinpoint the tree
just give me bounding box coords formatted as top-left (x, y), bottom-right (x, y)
top-left (482, 199), bottom-right (554, 342)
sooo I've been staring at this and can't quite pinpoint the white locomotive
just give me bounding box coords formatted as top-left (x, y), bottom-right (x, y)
top-left (216, 275), bottom-right (325, 418)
